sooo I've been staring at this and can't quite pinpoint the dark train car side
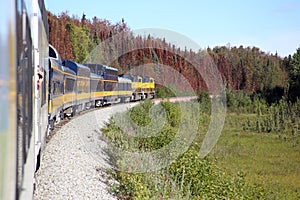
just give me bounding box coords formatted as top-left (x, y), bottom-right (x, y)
top-left (85, 63), bottom-right (119, 105)
top-left (49, 45), bottom-right (77, 129)
top-left (63, 60), bottom-right (91, 112)
top-left (90, 72), bottom-right (104, 107)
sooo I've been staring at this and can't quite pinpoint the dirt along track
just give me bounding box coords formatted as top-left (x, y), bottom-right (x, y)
top-left (152, 96), bottom-right (198, 104)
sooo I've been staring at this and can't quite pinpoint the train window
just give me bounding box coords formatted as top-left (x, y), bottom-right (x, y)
top-left (85, 81), bottom-right (90, 93)
top-left (128, 83), bottom-right (132, 90)
top-left (53, 80), bottom-right (63, 96)
top-left (66, 78), bottom-right (75, 93)
top-left (52, 82), bottom-right (56, 94)
top-left (53, 82), bottom-right (57, 95)
top-left (41, 70), bottom-right (47, 105)
top-left (16, 3), bottom-right (34, 193)
top-left (49, 46), bottom-right (57, 59)
top-left (90, 80), bottom-right (96, 92)
top-left (104, 82), bottom-right (109, 91)
top-left (96, 81), bottom-right (103, 91)
top-left (77, 79), bottom-right (89, 94)
top-left (61, 83), bottom-right (64, 94)
top-left (104, 81), bottom-right (117, 91)
top-left (89, 65), bottom-right (96, 74)
top-left (77, 79), bottom-right (82, 93)
top-left (118, 83), bottom-right (123, 91)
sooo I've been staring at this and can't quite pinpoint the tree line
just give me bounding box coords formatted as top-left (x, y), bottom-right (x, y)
top-left (47, 11), bottom-right (300, 102)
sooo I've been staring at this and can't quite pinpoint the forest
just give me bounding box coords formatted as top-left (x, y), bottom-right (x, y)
top-left (47, 11), bottom-right (300, 103)
top-left (47, 11), bottom-right (300, 199)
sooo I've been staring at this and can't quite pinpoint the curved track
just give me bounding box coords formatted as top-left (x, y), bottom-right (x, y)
top-left (34, 102), bottom-right (138, 199)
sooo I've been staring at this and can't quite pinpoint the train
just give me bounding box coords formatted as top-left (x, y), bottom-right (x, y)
top-left (48, 45), bottom-right (155, 129)
top-left (0, 0), bottom-right (154, 199)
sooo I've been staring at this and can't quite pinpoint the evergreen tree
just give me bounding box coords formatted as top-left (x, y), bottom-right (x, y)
top-left (289, 47), bottom-right (300, 101)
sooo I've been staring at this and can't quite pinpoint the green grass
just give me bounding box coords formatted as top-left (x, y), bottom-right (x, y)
top-left (210, 113), bottom-right (300, 199)
top-left (102, 99), bottom-right (300, 199)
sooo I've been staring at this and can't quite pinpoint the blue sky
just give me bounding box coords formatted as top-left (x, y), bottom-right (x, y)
top-left (45, 0), bottom-right (300, 57)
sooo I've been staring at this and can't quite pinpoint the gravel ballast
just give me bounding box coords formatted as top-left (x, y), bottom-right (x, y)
top-left (34, 103), bottom-right (138, 200)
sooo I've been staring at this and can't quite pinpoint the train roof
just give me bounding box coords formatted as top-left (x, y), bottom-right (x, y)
top-left (90, 72), bottom-right (103, 79)
top-left (85, 63), bottom-right (118, 77)
top-left (85, 63), bottom-right (118, 71)
top-left (118, 76), bottom-right (132, 83)
top-left (49, 57), bottom-right (63, 71)
top-left (121, 74), bottom-right (142, 81)
top-left (62, 66), bottom-right (76, 76)
top-left (85, 63), bottom-right (102, 67)
top-left (104, 65), bottom-right (118, 71)
top-left (84, 63), bottom-right (104, 74)
top-left (63, 60), bottom-right (90, 77)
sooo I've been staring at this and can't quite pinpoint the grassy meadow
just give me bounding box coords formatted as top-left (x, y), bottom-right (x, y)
top-left (211, 113), bottom-right (300, 199)
top-left (101, 97), bottom-right (300, 199)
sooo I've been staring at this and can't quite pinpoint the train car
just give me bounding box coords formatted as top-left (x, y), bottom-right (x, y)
top-left (48, 57), bottom-right (64, 128)
top-left (86, 63), bottom-right (104, 107)
top-left (117, 77), bottom-right (133, 103)
top-left (85, 63), bottom-right (104, 76)
top-left (90, 72), bottom-right (104, 107)
top-left (103, 65), bottom-right (119, 104)
top-left (122, 74), bottom-right (144, 100)
top-left (0, 0), bottom-right (49, 199)
top-left (142, 76), bottom-right (155, 99)
top-left (48, 45), bottom-right (77, 128)
top-left (63, 60), bottom-right (91, 112)
top-left (86, 63), bottom-right (119, 105)
top-left (62, 65), bottom-right (77, 115)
